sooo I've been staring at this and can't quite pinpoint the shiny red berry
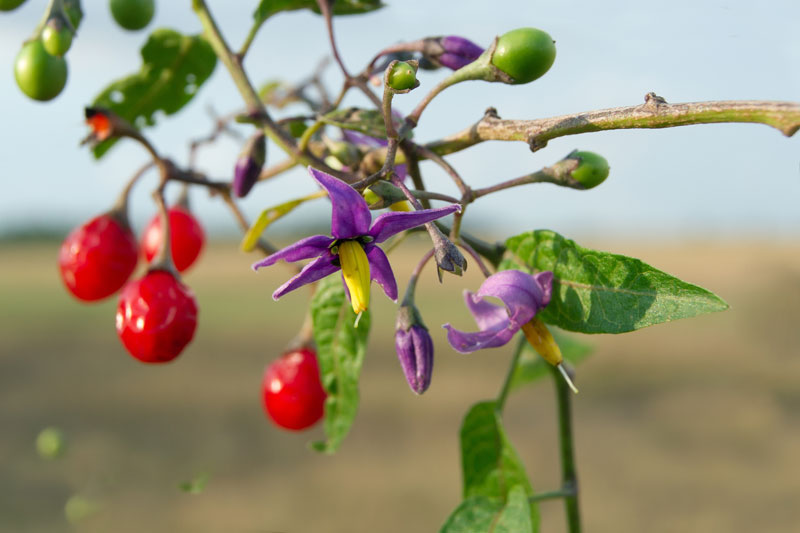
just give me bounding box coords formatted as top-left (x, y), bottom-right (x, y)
top-left (262, 348), bottom-right (327, 431)
top-left (59, 213), bottom-right (138, 302)
top-left (116, 270), bottom-right (198, 363)
top-left (141, 207), bottom-right (205, 273)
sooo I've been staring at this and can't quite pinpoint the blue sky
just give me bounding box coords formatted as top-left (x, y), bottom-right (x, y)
top-left (0, 0), bottom-right (798, 239)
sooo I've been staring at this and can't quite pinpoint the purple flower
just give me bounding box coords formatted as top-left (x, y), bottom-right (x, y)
top-left (444, 270), bottom-right (553, 353)
top-left (252, 167), bottom-right (460, 314)
top-left (395, 303), bottom-right (434, 394)
top-left (435, 36), bottom-right (484, 71)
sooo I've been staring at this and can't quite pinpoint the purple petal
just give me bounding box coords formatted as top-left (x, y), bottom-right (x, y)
top-left (309, 167), bottom-right (372, 240)
top-left (272, 253), bottom-right (340, 299)
top-left (441, 36), bottom-right (484, 59)
top-left (534, 271), bottom-right (553, 307)
top-left (342, 130), bottom-right (388, 148)
top-left (443, 319), bottom-right (519, 353)
top-left (437, 53), bottom-right (476, 71)
top-left (463, 291), bottom-right (509, 330)
top-left (251, 234), bottom-right (334, 270)
top-left (365, 245), bottom-right (398, 301)
top-left (476, 270), bottom-right (550, 328)
top-left (369, 204), bottom-right (461, 243)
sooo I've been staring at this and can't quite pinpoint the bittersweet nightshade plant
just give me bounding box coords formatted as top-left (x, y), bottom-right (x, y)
top-left (252, 167), bottom-right (459, 317)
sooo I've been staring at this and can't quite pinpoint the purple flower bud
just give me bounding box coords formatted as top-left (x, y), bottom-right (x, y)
top-left (395, 305), bottom-right (434, 394)
top-left (233, 132), bottom-right (266, 198)
top-left (436, 36), bottom-right (484, 70)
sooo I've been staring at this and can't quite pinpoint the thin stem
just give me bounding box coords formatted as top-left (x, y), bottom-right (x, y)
top-left (402, 248), bottom-right (435, 304)
top-left (471, 158), bottom-right (581, 199)
top-left (428, 96), bottom-right (800, 155)
top-left (238, 19), bottom-right (262, 60)
top-left (316, 0), bottom-right (350, 79)
top-left (258, 158), bottom-right (299, 182)
top-left (150, 184), bottom-right (177, 274)
top-left (109, 161), bottom-right (154, 221)
top-left (220, 192), bottom-right (278, 256)
top-left (550, 365), bottom-right (582, 533)
top-left (456, 240), bottom-right (492, 278)
top-left (528, 488), bottom-right (575, 503)
top-left (412, 144), bottom-right (469, 195)
top-left (434, 222), bottom-right (505, 269)
top-left (495, 335), bottom-right (526, 413)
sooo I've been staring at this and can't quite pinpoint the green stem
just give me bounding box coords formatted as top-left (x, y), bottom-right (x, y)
top-left (550, 365), bottom-right (581, 533)
top-left (528, 488), bottom-right (575, 503)
top-left (495, 335), bottom-right (526, 413)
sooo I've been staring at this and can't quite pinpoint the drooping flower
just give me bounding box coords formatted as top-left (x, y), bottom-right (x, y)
top-left (252, 167), bottom-right (460, 316)
top-left (443, 269), bottom-right (578, 393)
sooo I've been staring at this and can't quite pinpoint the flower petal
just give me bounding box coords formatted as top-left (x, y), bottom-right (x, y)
top-left (309, 167), bottom-right (371, 239)
top-left (369, 204), bottom-right (461, 243)
top-left (365, 245), bottom-right (398, 301)
top-left (476, 270), bottom-right (550, 328)
top-left (443, 319), bottom-right (518, 353)
top-left (342, 130), bottom-right (388, 148)
top-left (251, 234), bottom-right (334, 270)
top-left (272, 254), bottom-right (340, 300)
top-left (463, 291), bottom-right (509, 330)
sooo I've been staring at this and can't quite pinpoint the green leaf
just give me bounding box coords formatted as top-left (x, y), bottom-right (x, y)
top-left (253, 0), bottom-right (383, 26)
top-left (439, 401), bottom-right (538, 531)
top-left (440, 486), bottom-right (533, 533)
top-left (509, 331), bottom-right (593, 393)
top-left (501, 230), bottom-right (728, 334)
top-left (178, 472), bottom-right (210, 494)
top-left (240, 190), bottom-right (326, 252)
top-left (90, 29), bottom-right (217, 158)
top-left (310, 276), bottom-right (371, 453)
top-left (320, 107), bottom-right (388, 140)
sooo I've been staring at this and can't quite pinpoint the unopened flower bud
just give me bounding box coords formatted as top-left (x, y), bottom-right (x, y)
top-left (233, 132), bottom-right (266, 198)
top-left (437, 36), bottom-right (484, 70)
top-left (395, 304), bottom-right (434, 394)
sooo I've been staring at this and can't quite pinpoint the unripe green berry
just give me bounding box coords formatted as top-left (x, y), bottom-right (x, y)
top-left (570, 151), bottom-right (609, 189)
top-left (491, 27), bottom-right (556, 84)
top-left (36, 427), bottom-right (66, 459)
top-left (42, 19), bottom-right (73, 57)
top-left (0, 0), bottom-right (26, 11)
top-left (14, 39), bottom-right (68, 102)
top-left (109, 0), bottom-right (154, 31)
top-left (387, 61), bottom-right (417, 91)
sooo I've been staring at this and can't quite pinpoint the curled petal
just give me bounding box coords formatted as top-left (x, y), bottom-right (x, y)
top-left (464, 291), bottom-right (509, 331)
top-left (309, 167), bottom-right (372, 240)
top-left (252, 234), bottom-right (334, 270)
top-left (365, 245), bottom-right (398, 301)
top-left (272, 254), bottom-right (340, 300)
top-left (369, 204), bottom-right (461, 243)
top-left (443, 319), bottom-right (519, 353)
top-left (476, 270), bottom-right (550, 328)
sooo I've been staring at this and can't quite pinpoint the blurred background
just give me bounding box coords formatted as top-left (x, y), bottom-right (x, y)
top-left (0, 0), bottom-right (798, 532)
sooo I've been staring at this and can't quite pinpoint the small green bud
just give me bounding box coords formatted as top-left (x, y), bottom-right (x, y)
top-left (42, 18), bottom-right (74, 57)
top-left (568, 151), bottom-right (610, 189)
top-left (36, 426), bottom-right (66, 459)
top-left (387, 61), bottom-right (418, 91)
top-left (491, 27), bottom-right (556, 84)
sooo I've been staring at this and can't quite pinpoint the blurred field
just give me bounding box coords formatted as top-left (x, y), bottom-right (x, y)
top-left (1, 239), bottom-right (799, 533)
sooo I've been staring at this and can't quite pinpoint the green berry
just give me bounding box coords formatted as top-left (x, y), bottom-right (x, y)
top-left (387, 61), bottom-right (417, 91)
top-left (36, 427), bottom-right (66, 459)
top-left (42, 19), bottom-right (73, 57)
top-left (0, 0), bottom-right (26, 11)
top-left (14, 39), bottom-right (68, 102)
top-left (109, 0), bottom-right (154, 31)
top-left (491, 27), bottom-right (556, 84)
top-left (570, 151), bottom-right (610, 189)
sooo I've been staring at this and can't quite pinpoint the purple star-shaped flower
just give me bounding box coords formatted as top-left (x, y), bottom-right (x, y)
top-left (444, 270), bottom-right (553, 353)
top-left (253, 167), bottom-right (460, 306)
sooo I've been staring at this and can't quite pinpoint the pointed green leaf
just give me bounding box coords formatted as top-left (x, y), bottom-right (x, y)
top-left (178, 472), bottom-right (209, 494)
top-left (440, 401), bottom-right (538, 531)
top-left (501, 230), bottom-right (728, 334)
top-left (253, 0), bottom-right (383, 26)
top-left (310, 276), bottom-right (371, 453)
top-left (90, 29), bottom-right (217, 158)
top-left (440, 486), bottom-right (533, 533)
top-left (509, 331), bottom-right (593, 393)
top-left (240, 191), bottom-right (326, 252)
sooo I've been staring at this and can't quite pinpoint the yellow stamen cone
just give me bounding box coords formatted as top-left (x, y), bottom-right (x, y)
top-left (338, 240), bottom-right (371, 315)
top-left (521, 317), bottom-right (578, 394)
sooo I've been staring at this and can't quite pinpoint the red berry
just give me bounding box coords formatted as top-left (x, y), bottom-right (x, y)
top-left (116, 270), bottom-right (198, 363)
top-left (262, 348), bottom-right (327, 431)
top-left (141, 207), bottom-right (205, 273)
top-left (59, 214), bottom-right (138, 302)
